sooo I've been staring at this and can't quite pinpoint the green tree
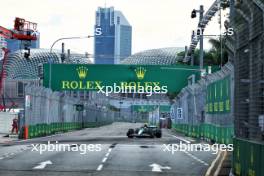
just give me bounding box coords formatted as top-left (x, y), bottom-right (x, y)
top-left (208, 37), bottom-right (229, 66)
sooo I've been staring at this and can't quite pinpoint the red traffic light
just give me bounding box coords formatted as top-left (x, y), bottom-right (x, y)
top-left (191, 9), bottom-right (197, 18)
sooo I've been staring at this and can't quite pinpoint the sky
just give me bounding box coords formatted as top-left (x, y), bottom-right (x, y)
top-left (1, 0), bottom-right (227, 55)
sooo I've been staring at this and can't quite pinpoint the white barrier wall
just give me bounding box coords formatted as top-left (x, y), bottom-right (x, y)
top-left (0, 112), bottom-right (17, 134)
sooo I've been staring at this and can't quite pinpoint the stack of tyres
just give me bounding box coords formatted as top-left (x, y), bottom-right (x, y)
top-left (41, 124), bottom-right (45, 136)
top-left (28, 125), bottom-right (33, 138)
top-left (183, 124), bottom-right (188, 135)
top-left (180, 124), bottom-right (184, 133)
top-left (66, 123), bottom-right (69, 130)
top-left (215, 126), bottom-right (219, 143)
top-left (205, 124), bottom-right (209, 138)
top-left (62, 123), bottom-right (66, 132)
top-left (68, 123), bottom-right (70, 130)
top-left (37, 124), bottom-right (41, 137)
top-left (54, 123), bottom-right (57, 132)
top-left (221, 126), bottom-right (224, 143)
top-left (225, 128), bottom-right (230, 144)
top-left (35, 124), bottom-right (40, 137)
top-left (50, 123), bottom-right (53, 134)
top-left (35, 125), bottom-right (39, 137)
top-left (59, 123), bottom-right (63, 131)
top-left (57, 123), bottom-right (60, 132)
top-left (64, 123), bottom-right (67, 131)
top-left (210, 125), bottom-right (214, 140)
top-left (53, 123), bottom-right (56, 132)
top-left (32, 125), bottom-right (36, 137)
top-left (187, 125), bottom-right (191, 136)
top-left (46, 124), bottom-right (50, 135)
top-left (52, 123), bottom-right (56, 133)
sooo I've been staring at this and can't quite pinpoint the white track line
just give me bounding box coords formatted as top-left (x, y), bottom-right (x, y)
top-left (205, 151), bottom-right (222, 176)
top-left (169, 134), bottom-right (191, 144)
top-left (96, 145), bottom-right (114, 171)
top-left (102, 157), bottom-right (107, 163)
top-left (183, 151), bottom-right (209, 166)
top-left (214, 151), bottom-right (227, 176)
top-left (96, 164), bottom-right (103, 171)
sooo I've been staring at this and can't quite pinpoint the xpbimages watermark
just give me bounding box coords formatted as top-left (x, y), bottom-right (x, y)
top-left (162, 142), bottom-right (233, 154)
top-left (97, 83), bottom-right (168, 96)
top-left (31, 141), bottom-right (102, 155)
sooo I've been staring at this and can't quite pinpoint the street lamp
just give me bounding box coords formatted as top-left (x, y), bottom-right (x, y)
top-left (48, 35), bottom-right (95, 90)
top-left (49, 35), bottom-right (95, 53)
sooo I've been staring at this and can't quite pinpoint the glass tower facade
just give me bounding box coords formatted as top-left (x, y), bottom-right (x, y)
top-left (94, 7), bottom-right (132, 64)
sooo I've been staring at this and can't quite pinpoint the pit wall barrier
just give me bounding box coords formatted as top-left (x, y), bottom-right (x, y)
top-left (172, 123), bottom-right (234, 145)
top-left (21, 121), bottom-right (112, 139)
top-left (233, 138), bottom-right (264, 176)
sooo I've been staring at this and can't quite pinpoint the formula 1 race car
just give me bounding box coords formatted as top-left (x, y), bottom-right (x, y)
top-left (127, 125), bottom-right (162, 138)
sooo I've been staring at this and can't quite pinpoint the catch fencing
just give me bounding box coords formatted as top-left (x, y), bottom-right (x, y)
top-left (21, 85), bottom-right (149, 139)
top-left (22, 85), bottom-right (115, 138)
top-left (171, 62), bottom-right (234, 144)
top-left (229, 0), bottom-right (264, 175)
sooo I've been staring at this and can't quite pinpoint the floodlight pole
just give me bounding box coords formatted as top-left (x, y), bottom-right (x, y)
top-left (198, 5), bottom-right (204, 70)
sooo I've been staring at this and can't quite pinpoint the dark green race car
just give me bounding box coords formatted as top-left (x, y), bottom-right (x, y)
top-left (127, 125), bottom-right (162, 138)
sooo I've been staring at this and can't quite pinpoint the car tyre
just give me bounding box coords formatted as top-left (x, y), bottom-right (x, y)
top-left (127, 129), bottom-right (134, 138)
top-left (156, 129), bottom-right (162, 138)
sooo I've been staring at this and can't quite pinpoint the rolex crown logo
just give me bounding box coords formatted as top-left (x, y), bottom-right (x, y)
top-left (138, 106), bottom-right (146, 112)
top-left (135, 67), bottom-right (146, 80)
top-left (76, 66), bottom-right (88, 79)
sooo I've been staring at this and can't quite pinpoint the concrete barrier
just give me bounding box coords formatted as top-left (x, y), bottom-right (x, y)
top-left (0, 112), bottom-right (17, 134)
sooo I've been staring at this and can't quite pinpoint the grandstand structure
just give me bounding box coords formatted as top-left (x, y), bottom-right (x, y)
top-left (121, 47), bottom-right (183, 65)
top-left (1, 49), bottom-right (92, 109)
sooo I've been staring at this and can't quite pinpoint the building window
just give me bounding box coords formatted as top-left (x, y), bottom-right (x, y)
top-left (117, 16), bottom-right (120, 24)
top-left (111, 12), bottom-right (115, 25)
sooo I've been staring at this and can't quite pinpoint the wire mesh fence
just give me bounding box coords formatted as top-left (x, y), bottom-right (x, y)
top-left (231, 0), bottom-right (264, 141)
top-left (229, 1), bottom-right (264, 175)
top-left (171, 62), bottom-right (234, 144)
top-left (21, 84), bottom-right (148, 138)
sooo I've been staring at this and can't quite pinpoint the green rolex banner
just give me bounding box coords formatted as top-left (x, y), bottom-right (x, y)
top-left (43, 64), bottom-right (200, 93)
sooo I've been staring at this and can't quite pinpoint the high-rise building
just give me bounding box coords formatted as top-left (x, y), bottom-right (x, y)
top-left (94, 7), bottom-right (132, 64)
top-left (6, 32), bottom-right (40, 53)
